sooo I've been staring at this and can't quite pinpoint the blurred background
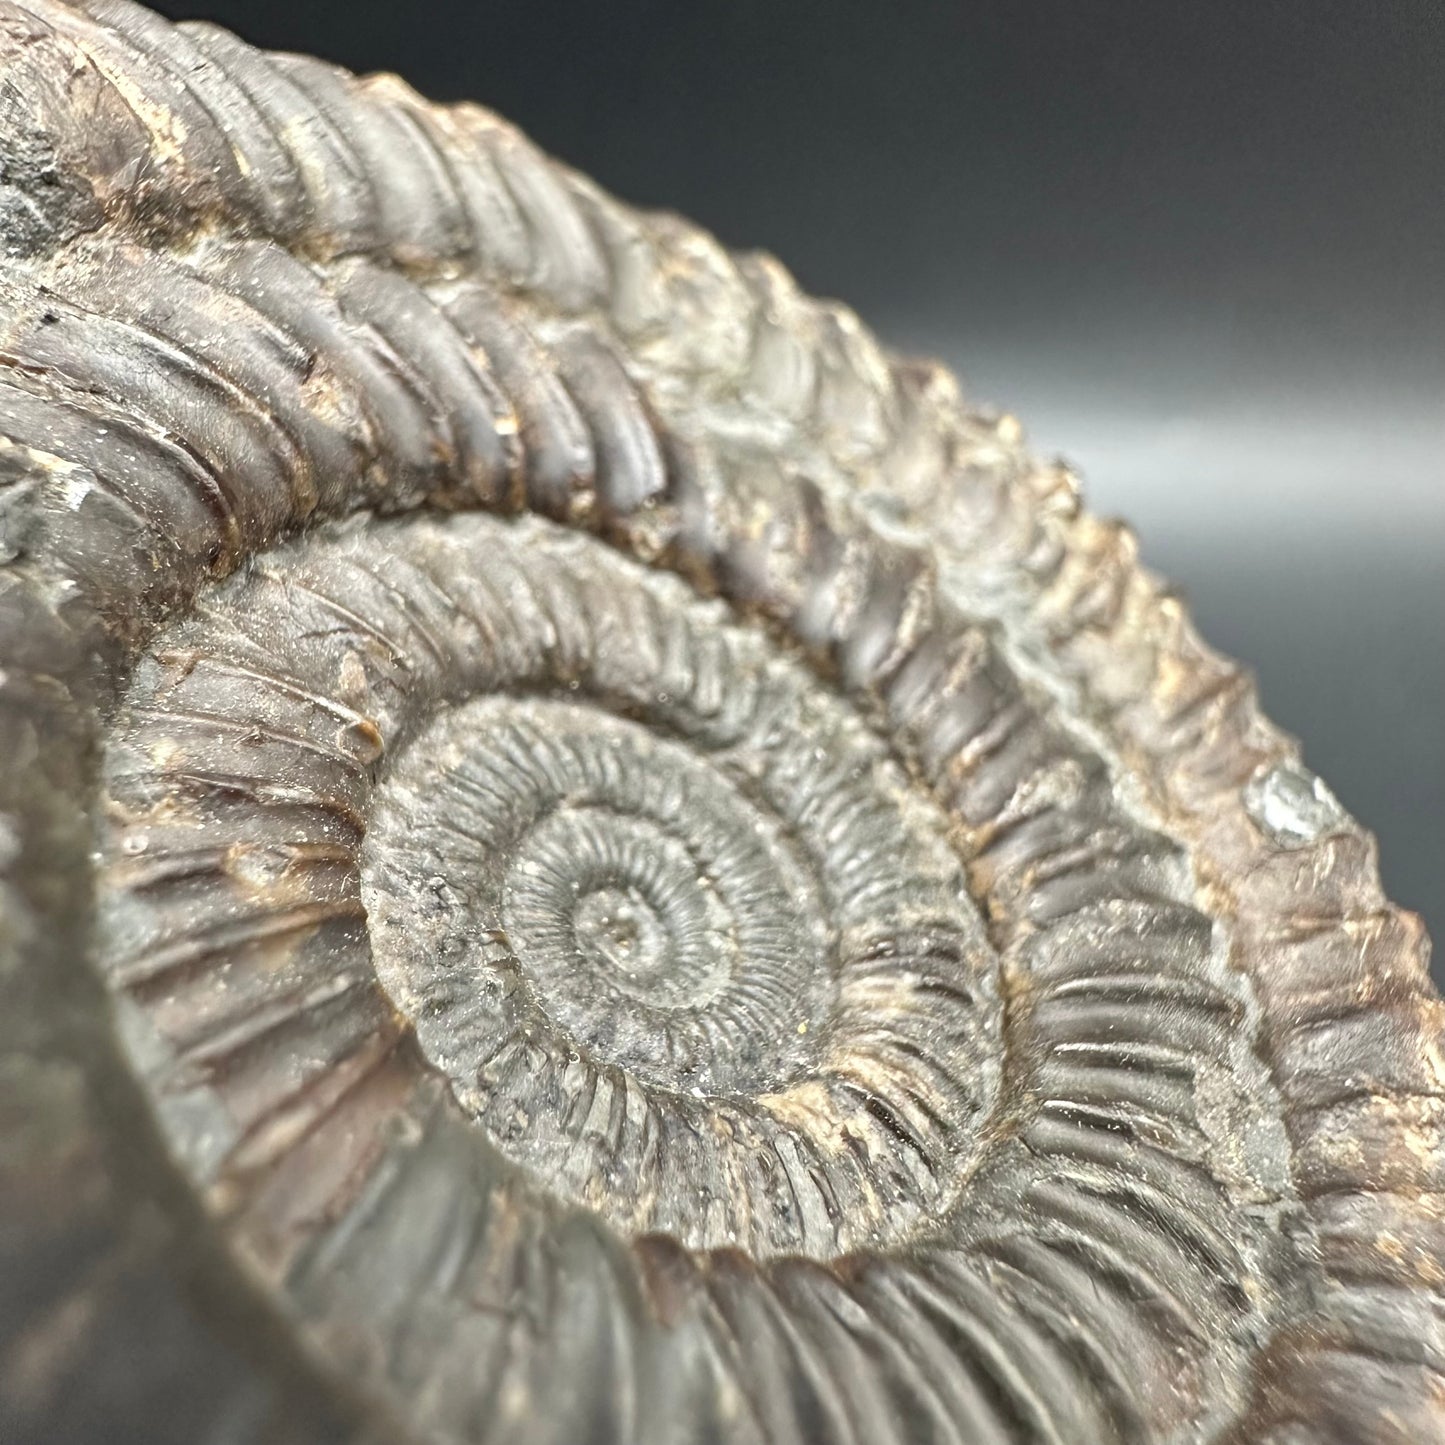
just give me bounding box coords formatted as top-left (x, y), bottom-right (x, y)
top-left (155, 0), bottom-right (1444, 969)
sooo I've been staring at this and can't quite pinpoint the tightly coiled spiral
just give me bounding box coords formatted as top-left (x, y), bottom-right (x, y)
top-left (0, 4), bottom-right (1440, 1444)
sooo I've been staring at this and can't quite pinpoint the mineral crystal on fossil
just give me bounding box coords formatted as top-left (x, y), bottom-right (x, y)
top-left (0, 3), bottom-right (1439, 1443)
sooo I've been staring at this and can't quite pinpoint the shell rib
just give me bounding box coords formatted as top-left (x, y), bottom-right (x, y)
top-left (0, 3), bottom-right (1439, 1443)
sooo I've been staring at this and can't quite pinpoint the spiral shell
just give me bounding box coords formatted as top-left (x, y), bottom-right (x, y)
top-left (0, 4), bottom-right (1439, 1443)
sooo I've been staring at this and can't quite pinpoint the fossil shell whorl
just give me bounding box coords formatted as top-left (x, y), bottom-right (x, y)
top-left (105, 513), bottom-right (1003, 1263)
top-left (0, 3), bottom-right (1439, 1444)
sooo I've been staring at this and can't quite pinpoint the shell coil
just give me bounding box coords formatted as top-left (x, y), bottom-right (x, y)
top-left (0, 3), bottom-right (1440, 1443)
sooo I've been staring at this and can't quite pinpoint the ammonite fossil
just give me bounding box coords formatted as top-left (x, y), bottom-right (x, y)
top-left (0, 4), bottom-right (1439, 1442)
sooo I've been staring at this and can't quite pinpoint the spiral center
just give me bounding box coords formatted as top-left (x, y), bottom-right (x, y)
top-left (574, 887), bottom-right (659, 974)
top-left (501, 801), bottom-right (745, 1029)
top-left (366, 699), bottom-right (835, 1098)
top-left (345, 516), bottom-right (999, 1254)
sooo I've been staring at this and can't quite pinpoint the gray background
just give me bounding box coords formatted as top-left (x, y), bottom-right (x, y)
top-left (155, 0), bottom-right (1444, 972)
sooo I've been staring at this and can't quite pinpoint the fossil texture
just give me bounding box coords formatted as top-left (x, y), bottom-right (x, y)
top-left (0, 3), bottom-right (1440, 1443)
